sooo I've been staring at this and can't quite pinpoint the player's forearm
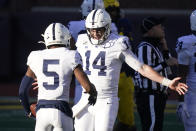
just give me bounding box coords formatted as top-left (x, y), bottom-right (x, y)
top-left (151, 62), bottom-right (168, 72)
top-left (19, 75), bottom-right (34, 115)
top-left (122, 50), bottom-right (143, 72)
top-left (138, 64), bottom-right (165, 85)
top-left (79, 75), bottom-right (91, 93)
top-left (74, 66), bottom-right (91, 93)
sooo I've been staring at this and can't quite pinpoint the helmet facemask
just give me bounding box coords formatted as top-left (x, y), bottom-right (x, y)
top-left (85, 9), bottom-right (112, 45)
top-left (87, 24), bottom-right (111, 45)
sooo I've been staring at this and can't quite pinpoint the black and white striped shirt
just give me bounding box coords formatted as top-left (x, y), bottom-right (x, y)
top-left (134, 37), bottom-right (169, 92)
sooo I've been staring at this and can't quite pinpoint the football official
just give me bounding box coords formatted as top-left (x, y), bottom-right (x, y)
top-left (134, 17), bottom-right (178, 131)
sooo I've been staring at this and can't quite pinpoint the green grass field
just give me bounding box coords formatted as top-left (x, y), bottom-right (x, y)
top-left (134, 112), bottom-right (184, 131)
top-left (0, 97), bottom-right (184, 131)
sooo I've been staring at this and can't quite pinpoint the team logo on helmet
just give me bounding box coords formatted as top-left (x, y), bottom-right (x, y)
top-left (41, 23), bottom-right (71, 48)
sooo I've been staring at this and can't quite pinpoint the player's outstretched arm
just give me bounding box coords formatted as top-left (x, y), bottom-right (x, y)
top-left (74, 65), bottom-right (97, 105)
top-left (138, 64), bottom-right (188, 95)
top-left (121, 50), bottom-right (188, 95)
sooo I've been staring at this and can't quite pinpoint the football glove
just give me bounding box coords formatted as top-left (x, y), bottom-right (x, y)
top-left (85, 84), bottom-right (97, 105)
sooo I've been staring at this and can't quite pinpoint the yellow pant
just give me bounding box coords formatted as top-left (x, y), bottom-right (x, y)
top-left (117, 72), bottom-right (135, 126)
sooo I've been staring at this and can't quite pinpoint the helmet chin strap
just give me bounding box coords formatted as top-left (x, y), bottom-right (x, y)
top-left (91, 38), bottom-right (101, 45)
top-left (87, 28), bottom-right (110, 45)
top-left (87, 33), bottom-right (105, 45)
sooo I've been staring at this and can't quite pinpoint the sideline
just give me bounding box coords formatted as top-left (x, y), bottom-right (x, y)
top-left (0, 96), bottom-right (178, 112)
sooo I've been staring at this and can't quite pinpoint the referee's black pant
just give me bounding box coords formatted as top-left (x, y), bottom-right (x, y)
top-left (135, 90), bottom-right (167, 131)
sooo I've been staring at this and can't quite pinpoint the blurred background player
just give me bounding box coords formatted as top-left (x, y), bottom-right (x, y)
top-left (176, 9), bottom-right (196, 131)
top-left (73, 9), bottom-right (188, 131)
top-left (68, 0), bottom-right (105, 43)
top-left (104, 0), bottom-right (136, 130)
top-left (19, 23), bottom-right (97, 131)
top-left (67, 0), bottom-right (118, 105)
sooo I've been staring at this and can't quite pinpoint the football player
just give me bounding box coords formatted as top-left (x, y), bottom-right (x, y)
top-left (73, 9), bottom-right (188, 131)
top-left (19, 23), bottom-right (97, 131)
top-left (176, 10), bottom-right (196, 131)
top-left (67, 0), bottom-right (118, 105)
top-left (68, 0), bottom-right (105, 42)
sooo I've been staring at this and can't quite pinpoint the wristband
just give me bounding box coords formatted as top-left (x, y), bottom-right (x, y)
top-left (161, 77), bottom-right (172, 87)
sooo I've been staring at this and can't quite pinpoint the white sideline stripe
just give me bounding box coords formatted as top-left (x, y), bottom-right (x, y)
top-left (31, 6), bottom-right (192, 15)
top-left (150, 95), bottom-right (155, 131)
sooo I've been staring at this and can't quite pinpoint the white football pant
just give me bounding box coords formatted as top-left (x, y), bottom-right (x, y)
top-left (183, 90), bottom-right (196, 131)
top-left (35, 108), bottom-right (73, 131)
top-left (74, 95), bottom-right (119, 131)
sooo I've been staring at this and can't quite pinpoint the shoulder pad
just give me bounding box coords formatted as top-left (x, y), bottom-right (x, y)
top-left (75, 34), bottom-right (89, 48)
top-left (117, 36), bottom-right (131, 51)
top-left (27, 50), bottom-right (40, 66)
top-left (28, 50), bottom-right (39, 59)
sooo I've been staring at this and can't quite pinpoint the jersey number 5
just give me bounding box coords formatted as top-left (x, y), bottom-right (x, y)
top-left (85, 50), bottom-right (107, 76)
top-left (43, 59), bottom-right (59, 90)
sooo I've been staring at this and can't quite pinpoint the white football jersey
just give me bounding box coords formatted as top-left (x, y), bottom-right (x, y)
top-left (76, 33), bottom-right (141, 98)
top-left (68, 20), bottom-right (118, 41)
top-left (27, 47), bottom-right (82, 102)
top-left (176, 34), bottom-right (196, 88)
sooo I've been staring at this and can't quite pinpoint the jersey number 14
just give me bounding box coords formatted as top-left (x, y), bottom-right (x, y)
top-left (84, 50), bottom-right (107, 76)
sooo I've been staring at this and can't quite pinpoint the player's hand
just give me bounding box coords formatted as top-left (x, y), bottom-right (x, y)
top-left (27, 103), bottom-right (36, 120)
top-left (169, 77), bottom-right (188, 95)
top-left (85, 84), bottom-right (97, 105)
top-left (32, 79), bottom-right (39, 90)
